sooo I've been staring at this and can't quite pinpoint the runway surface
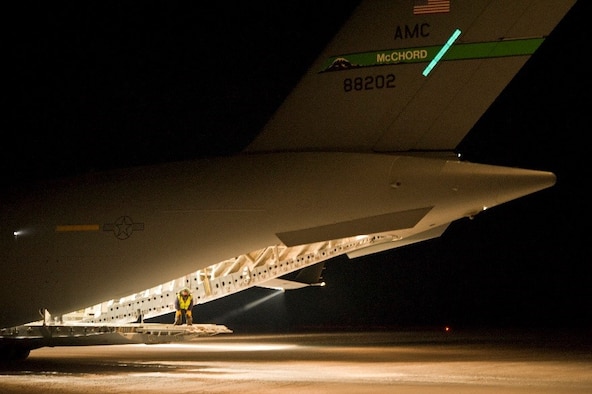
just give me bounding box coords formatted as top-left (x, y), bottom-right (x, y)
top-left (1, 329), bottom-right (590, 393)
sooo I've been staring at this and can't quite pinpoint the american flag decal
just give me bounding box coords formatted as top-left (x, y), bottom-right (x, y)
top-left (413, 0), bottom-right (450, 15)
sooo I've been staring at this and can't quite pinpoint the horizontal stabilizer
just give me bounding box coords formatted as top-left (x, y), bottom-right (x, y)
top-left (277, 207), bottom-right (432, 247)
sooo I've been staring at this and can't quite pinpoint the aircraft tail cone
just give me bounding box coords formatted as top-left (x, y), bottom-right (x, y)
top-left (493, 167), bottom-right (556, 206)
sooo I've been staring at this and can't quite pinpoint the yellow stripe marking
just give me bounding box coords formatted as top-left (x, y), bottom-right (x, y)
top-left (55, 224), bottom-right (100, 232)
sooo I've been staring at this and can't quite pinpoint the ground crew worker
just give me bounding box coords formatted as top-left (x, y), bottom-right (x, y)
top-left (173, 287), bottom-right (193, 325)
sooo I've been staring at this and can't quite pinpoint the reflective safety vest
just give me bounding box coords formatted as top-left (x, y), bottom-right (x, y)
top-left (177, 294), bottom-right (192, 310)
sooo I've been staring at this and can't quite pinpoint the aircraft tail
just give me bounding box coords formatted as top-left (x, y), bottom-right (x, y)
top-left (245, 0), bottom-right (576, 154)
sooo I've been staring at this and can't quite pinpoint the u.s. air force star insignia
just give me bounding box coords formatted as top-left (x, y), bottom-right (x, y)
top-left (103, 216), bottom-right (145, 240)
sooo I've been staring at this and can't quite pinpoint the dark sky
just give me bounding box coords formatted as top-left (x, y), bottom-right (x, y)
top-left (6, 1), bottom-right (589, 332)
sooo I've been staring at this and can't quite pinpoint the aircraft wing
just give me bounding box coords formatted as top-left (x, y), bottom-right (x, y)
top-left (246, 0), bottom-right (575, 153)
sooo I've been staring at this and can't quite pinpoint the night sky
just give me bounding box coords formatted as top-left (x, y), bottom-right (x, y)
top-left (5, 1), bottom-right (589, 333)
